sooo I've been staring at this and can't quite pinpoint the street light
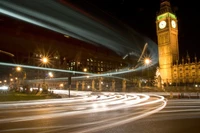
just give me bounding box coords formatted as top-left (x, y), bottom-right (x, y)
top-left (16, 66), bottom-right (26, 79)
top-left (144, 58), bottom-right (151, 66)
top-left (83, 68), bottom-right (87, 72)
top-left (59, 83), bottom-right (64, 88)
top-left (41, 57), bottom-right (48, 65)
top-left (41, 57), bottom-right (49, 93)
top-left (16, 66), bottom-right (26, 91)
top-left (144, 58), bottom-right (151, 86)
top-left (48, 72), bottom-right (53, 78)
top-left (16, 66), bottom-right (21, 72)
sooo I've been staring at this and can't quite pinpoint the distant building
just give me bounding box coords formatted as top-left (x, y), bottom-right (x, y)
top-left (23, 47), bottom-right (130, 91)
top-left (26, 47), bottom-right (128, 80)
top-left (172, 54), bottom-right (200, 86)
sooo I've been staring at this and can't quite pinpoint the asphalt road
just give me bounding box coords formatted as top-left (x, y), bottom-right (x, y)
top-left (0, 92), bottom-right (199, 133)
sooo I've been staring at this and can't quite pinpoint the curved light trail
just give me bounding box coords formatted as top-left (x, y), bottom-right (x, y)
top-left (0, 50), bottom-right (14, 57)
top-left (0, 91), bottom-right (166, 133)
top-left (0, 0), bottom-right (158, 83)
top-left (0, 0), bottom-right (158, 67)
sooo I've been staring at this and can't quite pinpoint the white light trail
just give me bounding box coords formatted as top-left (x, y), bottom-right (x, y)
top-left (0, 0), bottom-right (158, 72)
top-left (5, 92), bottom-right (200, 133)
top-left (0, 62), bottom-right (150, 82)
top-left (0, 92), bottom-right (166, 125)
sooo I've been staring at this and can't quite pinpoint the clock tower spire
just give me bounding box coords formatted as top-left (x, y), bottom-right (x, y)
top-left (156, 0), bottom-right (179, 85)
top-left (158, 0), bottom-right (173, 15)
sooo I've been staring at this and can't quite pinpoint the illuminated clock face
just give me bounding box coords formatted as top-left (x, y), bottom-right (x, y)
top-left (171, 20), bottom-right (176, 28)
top-left (159, 20), bottom-right (167, 29)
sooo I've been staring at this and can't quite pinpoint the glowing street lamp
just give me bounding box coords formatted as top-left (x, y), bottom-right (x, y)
top-left (144, 58), bottom-right (151, 86)
top-left (83, 68), bottom-right (87, 72)
top-left (41, 57), bottom-right (49, 90)
top-left (48, 72), bottom-right (53, 78)
top-left (16, 67), bottom-right (26, 78)
top-left (144, 58), bottom-right (151, 65)
top-left (15, 67), bottom-right (26, 89)
top-left (41, 57), bottom-right (48, 64)
top-left (16, 66), bottom-right (21, 72)
top-left (59, 83), bottom-right (64, 87)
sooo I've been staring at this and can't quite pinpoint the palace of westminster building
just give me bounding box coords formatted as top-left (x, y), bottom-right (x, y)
top-left (157, 0), bottom-right (200, 86)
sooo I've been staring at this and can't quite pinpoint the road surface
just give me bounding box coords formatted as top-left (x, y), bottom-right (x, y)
top-left (0, 91), bottom-right (199, 133)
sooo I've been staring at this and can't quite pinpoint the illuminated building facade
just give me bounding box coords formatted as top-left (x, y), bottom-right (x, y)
top-left (172, 55), bottom-right (200, 85)
top-left (156, 0), bottom-right (200, 86)
top-left (156, 0), bottom-right (179, 84)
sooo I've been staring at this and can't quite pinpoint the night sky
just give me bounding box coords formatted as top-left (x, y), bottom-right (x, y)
top-left (69, 0), bottom-right (199, 58)
top-left (0, 0), bottom-right (200, 59)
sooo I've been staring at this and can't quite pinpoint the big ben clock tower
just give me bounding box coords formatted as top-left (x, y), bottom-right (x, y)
top-left (156, 0), bottom-right (179, 84)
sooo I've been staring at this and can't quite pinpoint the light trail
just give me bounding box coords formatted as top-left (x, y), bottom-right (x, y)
top-left (0, 0), bottom-right (158, 68)
top-left (0, 91), bottom-right (167, 133)
top-left (0, 50), bottom-right (14, 57)
top-left (0, 0), bottom-right (158, 84)
top-left (1, 91), bottom-right (199, 133)
top-left (0, 61), bottom-right (152, 82)
top-left (137, 43), bottom-right (148, 62)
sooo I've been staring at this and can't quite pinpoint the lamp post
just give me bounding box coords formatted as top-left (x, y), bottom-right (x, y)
top-left (41, 57), bottom-right (49, 81)
top-left (16, 66), bottom-right (26, 91)
top-left (83, 68), bottom-right (87, 90)
top-left (41, 57), bottom-right (49, 93)
top-left (16, 66), bottom-right (26, 79)
top-left (144, 58), bottom-right (151, 86)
